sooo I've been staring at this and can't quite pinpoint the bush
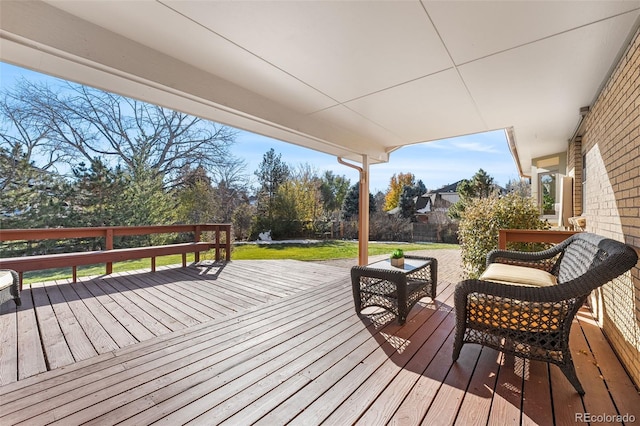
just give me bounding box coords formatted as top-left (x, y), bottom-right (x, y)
top-left (458, 193), bottom-right (549, 278)
top-left (369, 212), bottom-right (412, 241)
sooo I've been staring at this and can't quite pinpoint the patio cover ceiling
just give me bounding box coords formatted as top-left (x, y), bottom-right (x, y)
top-left (1, 1), bottom-right (639, 176)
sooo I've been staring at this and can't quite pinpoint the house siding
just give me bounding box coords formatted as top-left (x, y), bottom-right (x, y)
top-left (579, 27), bottom-right (640, 387)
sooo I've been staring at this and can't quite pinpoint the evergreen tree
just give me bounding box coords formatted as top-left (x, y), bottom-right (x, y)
top-left (250, 149), bottom-right (291, 237)
top-left (398, 179), bottom-right (427, 220)
top-left (254, 148), bottom-right (290, 221)
top-left (119, 166), bottom-right (176, 246)
top-left (341, 183), bottom-right (376, 221)
top-left (0, 148), bottom-right (72, 230)
top-left (449, 168), bottom-right (498, 219)
top-left (72, 159), bottom-right (127, 227)
top-left (399, 185), bottom-right (417, 220)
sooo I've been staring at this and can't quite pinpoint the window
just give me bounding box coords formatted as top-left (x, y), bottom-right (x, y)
top-left (540, 172), bottom-right (557, 215)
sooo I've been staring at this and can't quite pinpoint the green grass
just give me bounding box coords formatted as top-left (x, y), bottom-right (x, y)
top-left (22, 240), bottom-right (458, 284)
top-left (232, 241), bottom-right (457, 260)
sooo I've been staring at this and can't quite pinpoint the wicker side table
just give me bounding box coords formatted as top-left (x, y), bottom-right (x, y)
top-left (351, 255), bottom-right (437, 324)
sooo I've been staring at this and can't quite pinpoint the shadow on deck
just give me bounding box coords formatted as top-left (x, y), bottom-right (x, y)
top-left (0, 249), bottom-right (638, 425)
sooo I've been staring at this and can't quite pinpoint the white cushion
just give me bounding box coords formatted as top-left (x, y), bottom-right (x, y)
top-left (480, 263), bottom-right (557, 287)
top-left (0, 271), bottom-right (14, 289)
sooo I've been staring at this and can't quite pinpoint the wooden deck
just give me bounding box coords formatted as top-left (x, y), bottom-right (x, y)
top-left (0, 250), bottom-right (639, 425)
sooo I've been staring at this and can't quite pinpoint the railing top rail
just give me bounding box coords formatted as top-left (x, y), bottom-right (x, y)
top-left (0, 224), bottom-right (231, 242)
top-left (499, 229), bottom-right (578, 235)
top-left (498, 228), bottom-right (579, 250)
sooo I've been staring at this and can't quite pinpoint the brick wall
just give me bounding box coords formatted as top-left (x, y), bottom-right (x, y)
top-left (579, 27), bottom-right (640, 386)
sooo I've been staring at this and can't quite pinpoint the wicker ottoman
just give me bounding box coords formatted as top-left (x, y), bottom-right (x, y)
top-left (0, 269), bottom-right (21, 307)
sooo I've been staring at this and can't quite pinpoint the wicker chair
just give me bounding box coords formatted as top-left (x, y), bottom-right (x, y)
top-left (453, 233), bottom-right (638, 394)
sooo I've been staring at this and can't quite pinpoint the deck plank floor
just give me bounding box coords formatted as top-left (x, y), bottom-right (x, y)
top-left (0, 250), bottom-right (638, 425)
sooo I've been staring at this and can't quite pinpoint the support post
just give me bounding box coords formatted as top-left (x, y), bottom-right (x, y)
top-left (358, 155), bottom-right (369, 266)
top-left (337, 156), bottom-right (370, 266)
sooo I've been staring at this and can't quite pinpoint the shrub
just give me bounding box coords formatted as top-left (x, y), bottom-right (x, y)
top-left (458, 193), bottom-right (549, 278)
top-left (369, 212), bottom-right (412, 241)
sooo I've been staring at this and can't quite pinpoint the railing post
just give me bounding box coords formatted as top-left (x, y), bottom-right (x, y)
top-left (106, 228), bottom-right (114, 275)
top-left (194, 225), bottom-right (201, 263)
top-left (499, 229), bottom-right (507, 250)
top-left (214, 225), bottom-right (221, 262)
top-left (225, 224), bottom-right (231, 261)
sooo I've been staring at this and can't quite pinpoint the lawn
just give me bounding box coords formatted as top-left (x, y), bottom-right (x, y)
top-left (232, 240), bottom-right (457, 260)
top-left (21, 240), bottom-right (458, 284)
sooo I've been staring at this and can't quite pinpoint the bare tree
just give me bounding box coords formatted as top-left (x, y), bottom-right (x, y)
top-left (0, 78), bottom-right (237, 188)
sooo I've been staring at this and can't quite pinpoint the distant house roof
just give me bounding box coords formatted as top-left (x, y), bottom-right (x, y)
top-left (415, 180), bottom-right (465, 213)
top-left (391, 179), bottom-right (506, 216)
top-left (425, 181), bottom-right (464, 195)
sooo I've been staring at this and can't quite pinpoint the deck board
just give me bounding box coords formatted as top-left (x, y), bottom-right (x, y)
top-left (520, 360), bottom-right (553, 426)
top-left (16, 288), bottom-right (47, 379)
top-left (55, 278), bottom-right (121, 354)
top-left (0, 298), bottom-right (18, 385)
top-left (41, 280), bottom-right (99, 363)
top-left (325, 283), bottom-right (457, 425)
top-left (30, 282), bottom-right (75, 370)
top-left (487, 352), bottom-right (523, 426)
top-left (127, 271), bottom-right (226, 319)
top-left (455, 346), bottom-right (501, 425)
top-left (116, 272), bottom-right (203, 326)
top-left (80, 279), bottom-right (157, 342)
top-left (0, 251), bottom-right (638, 425)
top-left (93, 275), bottom-right (186, 332)
top-left (113, 300), bottom-right (349, 424)
top-left (70, 281), bottom-right (139, 348)
top-left (576, 312), bottom-right (640, 421)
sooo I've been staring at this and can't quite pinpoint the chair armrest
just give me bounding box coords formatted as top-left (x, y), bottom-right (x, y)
top-left (489, 233), bottom-right (575, 262)
top-left (487, 242), bottom-right (566, 264)
top-left (486, 238), bottom-right (572, 272)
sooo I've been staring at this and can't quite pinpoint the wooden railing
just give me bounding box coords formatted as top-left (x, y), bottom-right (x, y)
top-left (498, 229), bottom-right (579, 250)
top-left (0, 224), bottom-right (231, 286)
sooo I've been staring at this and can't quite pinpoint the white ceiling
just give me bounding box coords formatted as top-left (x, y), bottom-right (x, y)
top-left (1, 1), bottom-right (639, 175)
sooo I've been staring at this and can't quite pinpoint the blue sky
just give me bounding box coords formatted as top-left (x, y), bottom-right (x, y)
top-left (1, 62), bottom-right (520, 193)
